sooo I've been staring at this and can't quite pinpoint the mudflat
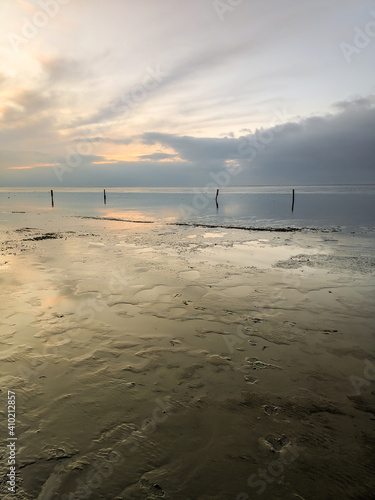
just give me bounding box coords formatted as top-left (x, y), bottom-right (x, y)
top-left (1, 212), bottom-right (374, 499)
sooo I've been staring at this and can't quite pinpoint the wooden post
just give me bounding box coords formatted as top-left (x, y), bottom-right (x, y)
top-left (51, 189), bottom-right (54, 208)
top-left (292, 189), bottom-right (295, 212)
top-left (215, 188), bottom-right (219, 210)
top-left (104, 189), bottom-right (107, 205)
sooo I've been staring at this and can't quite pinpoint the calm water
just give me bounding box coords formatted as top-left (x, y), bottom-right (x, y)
top-left (1, 186), bottom-right (375, 233)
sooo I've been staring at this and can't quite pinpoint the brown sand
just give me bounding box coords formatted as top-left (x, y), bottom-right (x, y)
top-left (0, 212), bottom-right (374, 499)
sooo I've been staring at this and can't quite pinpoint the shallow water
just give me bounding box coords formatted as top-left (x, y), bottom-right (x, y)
top-left (1, 185), bottom-right (375, 232)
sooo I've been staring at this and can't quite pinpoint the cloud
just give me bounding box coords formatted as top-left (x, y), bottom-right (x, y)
top-left (140, 133), bottom-right (240, 163)
top-left (137, 153), bottom-right (178, 161)
top-left (69, 39), bottom-right (254, 128)
top-left (332, 95), bottom-right (375, 112)
top-left (4, 93), bottom-right (371, 187)
top-left (42, 57), bottom-right (92, 84)
top-left (0, 160), bottom-right (199, 188)
top-left (135, 96), bottom-right (375, 184)
top-left (1, 89), bottom-right (56, 123)
top-left (3, 0), bottom-right (373, 176)
top-left (71, 136), bottom-right (133, 145)
top-left (0, 150), bottom-right (56, 168)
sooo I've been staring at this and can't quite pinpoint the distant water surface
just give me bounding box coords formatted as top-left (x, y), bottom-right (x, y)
top-left (0, 186), bottom-right (374, 233)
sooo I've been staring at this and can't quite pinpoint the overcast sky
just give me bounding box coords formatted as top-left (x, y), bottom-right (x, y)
top-left (1, 0), bottom-right (374, 187)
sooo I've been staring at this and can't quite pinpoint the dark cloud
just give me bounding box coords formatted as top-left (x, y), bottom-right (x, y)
top-left (0, 150), bottom-right (56, 168)
top-left (332, 95), bottom-right (375, 111)
top-left (2, 96), bottom-right (374, 186)
top-left (138, 153), bottom-right (178, 161)
top-left (136, 97), bottom-right (375, 184)
top-left (0, 161), bottom-right (198, 188)
top-left (0, 150), bottom-right (107, 175)
top-left (140, 133), bottom-right (240, 162)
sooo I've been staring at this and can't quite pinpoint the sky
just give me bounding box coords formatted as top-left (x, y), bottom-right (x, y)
top-left (0, 0), bottom-right (374, 187)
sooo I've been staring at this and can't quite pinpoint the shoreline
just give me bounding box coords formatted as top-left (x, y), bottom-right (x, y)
top-left (1, 212), bottom-right (374, 499)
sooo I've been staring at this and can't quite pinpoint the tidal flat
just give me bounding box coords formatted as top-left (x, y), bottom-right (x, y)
top-left (0, 212), bottom-right (374, 499)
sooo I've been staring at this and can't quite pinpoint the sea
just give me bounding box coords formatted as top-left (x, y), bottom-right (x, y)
top-left (1, 185), bottom-right (375, 234)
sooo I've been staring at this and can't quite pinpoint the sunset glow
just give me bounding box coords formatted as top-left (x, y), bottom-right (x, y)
top-left (1, 1), bottom-right (374, 187)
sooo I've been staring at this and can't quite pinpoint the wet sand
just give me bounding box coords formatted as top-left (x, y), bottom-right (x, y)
top-left (1, 212), bottom-right (374, 499)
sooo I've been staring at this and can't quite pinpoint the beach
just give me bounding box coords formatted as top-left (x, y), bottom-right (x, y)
top-left (0, 210), bottom-right (374, 499)
top-left (2, 0), bottom-right (375, 495)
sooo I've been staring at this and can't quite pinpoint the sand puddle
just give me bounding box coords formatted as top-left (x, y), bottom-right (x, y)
top-left (192, 240), bottom-right (325, 268)
top-left (179, 269), bottom-right (201, 280)
top-left (134, 285), bottom-right (170, 301)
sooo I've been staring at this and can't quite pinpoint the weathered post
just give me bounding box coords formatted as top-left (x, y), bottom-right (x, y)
top-left (51, 189), bottom-right (54, 208)
top-left (215, 189), bottom-right (219, 210)
top-left (292, 189), bottom-right (295, 212)
top-left (104, 189), bottom-right (107, 205)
